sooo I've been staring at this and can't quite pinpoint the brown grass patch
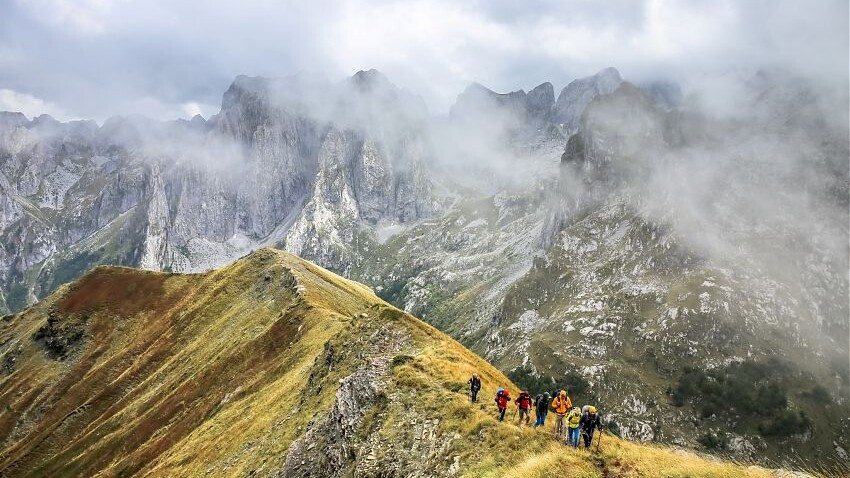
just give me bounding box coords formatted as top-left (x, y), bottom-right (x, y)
top-left (57, 267), bottom-right (177, 316)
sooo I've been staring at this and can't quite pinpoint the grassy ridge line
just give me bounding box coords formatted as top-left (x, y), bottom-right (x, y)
top-left (0, 248), bottom-right (829, 477)
top-left (0, 250), bottom-right (354, 476)
top-left (385, 302), bottom-right (800, 477)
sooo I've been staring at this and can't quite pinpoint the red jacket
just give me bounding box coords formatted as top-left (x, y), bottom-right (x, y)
top-left (496, 393), bottom-right (510, 409)
top-left (515, 392), bottom-right (532, 409)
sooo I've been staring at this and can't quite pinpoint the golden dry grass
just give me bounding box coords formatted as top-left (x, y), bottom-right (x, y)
top-left (0, 248), bottom-right (828, 477)
top-left (386, 303), bottom-right (804, 478)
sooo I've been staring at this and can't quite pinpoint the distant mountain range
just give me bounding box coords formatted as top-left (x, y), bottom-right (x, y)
top-left (0, 66), bottom-right (846, 469)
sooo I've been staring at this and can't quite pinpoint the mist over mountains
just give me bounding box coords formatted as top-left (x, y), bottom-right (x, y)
top-left (0, 64), bottom-right (847, 469)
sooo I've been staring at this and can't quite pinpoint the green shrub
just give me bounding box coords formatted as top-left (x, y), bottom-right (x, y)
top-left (5, 282), bottom-right (28, 312)
top-left (507, 366), bottom-right (591, 401)
top-left (379, 308), bottom-right (405, 321)
top-left (562, 370), bottom-right (590, 397)
top-left (672, 366), bottom-right (708, 407)
top-left (48, 251), bottom-right (98, 290)
top-left (758, 410), bottom-right (810, 437)
top-left (606, 420), bottom-right (622, 438)
top-left (376, 279), bottom-right (408, 305)
top-left (508, 366), bottom-right (554, 394)
top-left (391, 354), bottom-right (414, 367)
top-left (447, 381), bottom-right (466, 393)
top-left (698, 431), bottom-right (729, 450)
top-left (671, 359), bottom-right (801, 438)
top-left (802, 385), bottom-right (832, 403)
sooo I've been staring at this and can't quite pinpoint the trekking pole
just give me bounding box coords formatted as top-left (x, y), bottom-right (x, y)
top-left (595, 430), bottom-right (603, 453)
top-left (511, 405), bottom-right (518, 420)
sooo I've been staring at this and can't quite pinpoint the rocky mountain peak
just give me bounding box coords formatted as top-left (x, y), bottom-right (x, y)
top-left (0, 111), bottom-right (29, 128)
top-left (451, 82), bottom-right (527, 114)
top-left (594, 66), bottom-right (623, 89)
top-left (31, 113), bottom-right (59, 127)
top-left (528, 82), bottom-right (555, 106)
top-left (221, 75), bottom-right (272, 110)
top-left (639, 80), bottom-right (683, 110)
top-left (450, 71), bottom-right (625, 134)
top-left (561, 81), bottom-right (665, 181)
top-left (349, 68), bottom-right (394, 93)
top-left (554, 67), bottom-right (623, 130)
top-left (449, 82), bottom-right (534, 130)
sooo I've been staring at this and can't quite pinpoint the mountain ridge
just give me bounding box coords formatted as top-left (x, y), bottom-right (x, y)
top-left (0, 66), bottom-right (846, 470)
top-left (0, 249), bottom-right (818, 477)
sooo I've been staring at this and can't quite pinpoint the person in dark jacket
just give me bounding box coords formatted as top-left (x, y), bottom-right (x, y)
top-left (533, 392), bottom-right (550, 427)
top-left (579, 405), bottom-right (603, 449)
top-left (467, 373), bottom-right (481, 402)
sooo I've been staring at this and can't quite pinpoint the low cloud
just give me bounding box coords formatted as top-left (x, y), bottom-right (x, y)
top-left (0, 88), bottom-right (74, 121)
top-left (0, 0), bottom-right (846, 120)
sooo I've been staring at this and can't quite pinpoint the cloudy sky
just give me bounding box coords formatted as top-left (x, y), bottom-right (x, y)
top-left (0, 0), bottom-right (846, 122)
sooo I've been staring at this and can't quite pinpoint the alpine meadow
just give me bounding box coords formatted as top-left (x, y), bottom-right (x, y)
top-left (0, 1), bottom-right (847, 477)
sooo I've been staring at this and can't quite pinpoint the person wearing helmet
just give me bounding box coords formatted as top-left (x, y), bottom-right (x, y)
top-left (566, 407), bottom-right (582, 447)
top-left (579, 405), bottom-right (603, 449)
top-left (550, 390), bottom-right (572, 439)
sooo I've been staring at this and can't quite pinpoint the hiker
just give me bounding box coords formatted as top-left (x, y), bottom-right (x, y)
top-left (467, 373), bottom-right (481, 403)
top-left (550, 390), bottom-right (572, 438)
top-left (579, 405), bottom-right (603, 449)
top-left (566, 407), bottom-right (582, 448)
top-left (533, 391), bottom-right (550, 427)
top-left (514, 390), bottom-right (533, 428)
top-left (495, 388), bottom-right (511, 421)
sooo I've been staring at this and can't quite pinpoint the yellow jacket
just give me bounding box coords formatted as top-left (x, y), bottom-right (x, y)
top-left (568, 409), bottom-right (582, 428)
top-left (551, 394), bottom-right (572, 415)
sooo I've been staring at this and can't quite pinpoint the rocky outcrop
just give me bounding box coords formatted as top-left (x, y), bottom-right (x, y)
top-left (280, 320), bottom-right (461, 478)
top-left (32, 310), bottom-right (89, 360)
top-left (280, 324), bottom-right (403, 477)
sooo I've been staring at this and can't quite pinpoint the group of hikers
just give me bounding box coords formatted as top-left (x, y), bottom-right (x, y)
top-left (467, 373), bottom-right (603, 449)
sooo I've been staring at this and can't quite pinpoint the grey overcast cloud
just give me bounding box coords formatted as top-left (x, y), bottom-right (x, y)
top-left (0, 0), bottom-right (847, 122)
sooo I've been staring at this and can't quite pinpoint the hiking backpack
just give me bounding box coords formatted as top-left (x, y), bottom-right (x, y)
top-left (518, 391), bottom-right (530, 407)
